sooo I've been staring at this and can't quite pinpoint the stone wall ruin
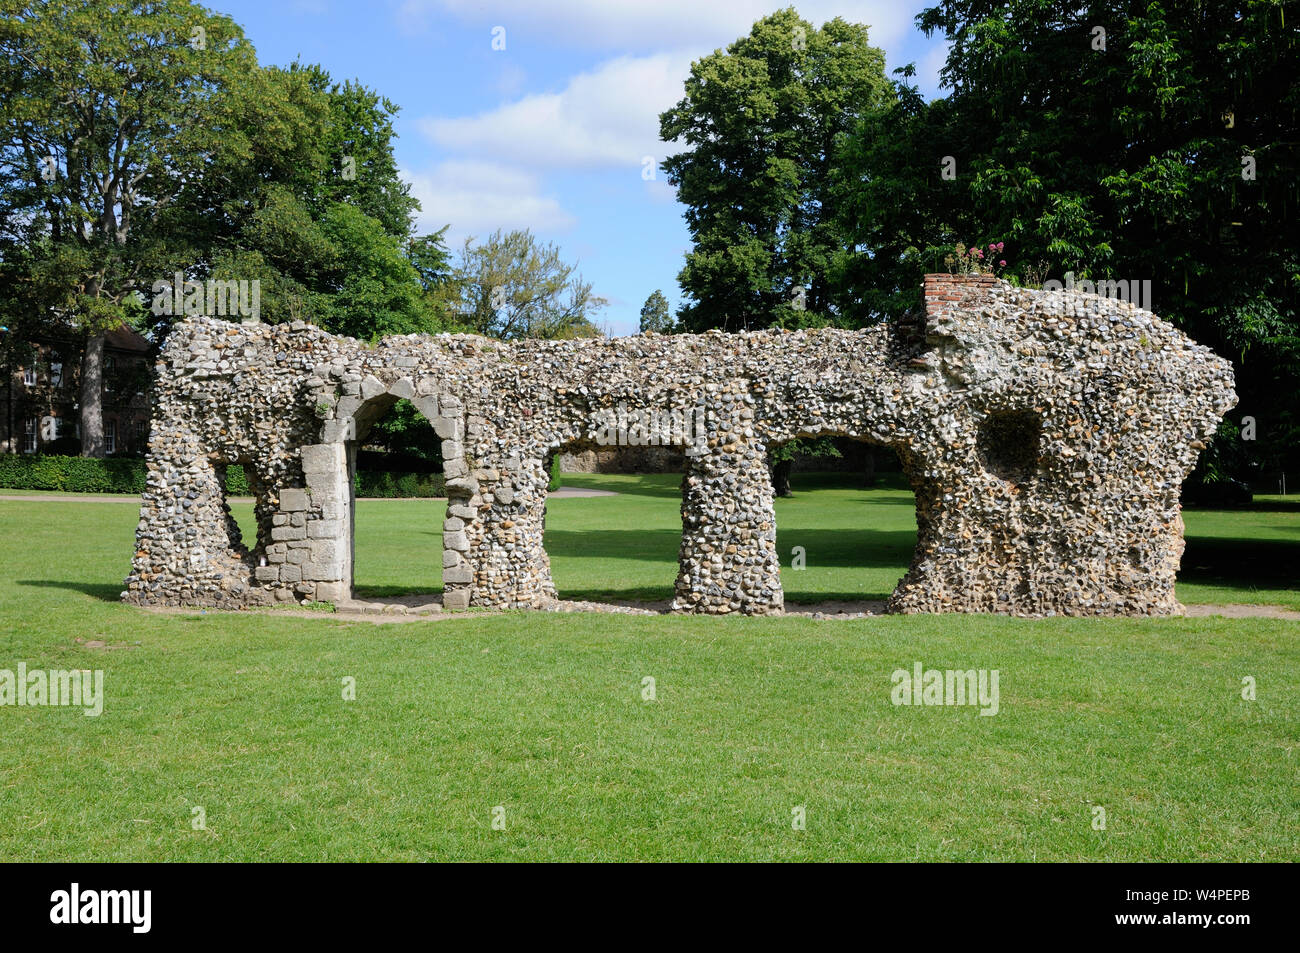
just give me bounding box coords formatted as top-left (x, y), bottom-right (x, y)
top-left (123, 274), bottom-right (1236, 617)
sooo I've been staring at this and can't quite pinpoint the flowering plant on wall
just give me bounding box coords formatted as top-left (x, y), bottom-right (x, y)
top-left (944, 242), bottom-right (1008, 276)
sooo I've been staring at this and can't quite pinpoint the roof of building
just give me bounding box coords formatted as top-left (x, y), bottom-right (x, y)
top-left (104, 323), bottom-right (151, 354)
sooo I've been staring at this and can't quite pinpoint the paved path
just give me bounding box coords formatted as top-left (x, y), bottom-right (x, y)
top-left (0, 486), bottom-right (617, 503)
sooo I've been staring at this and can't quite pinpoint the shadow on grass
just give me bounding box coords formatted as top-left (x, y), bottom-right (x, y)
top-left (1180, 537), bottom-right (1300, 592)
top-left (776, 494), bottom-right (918, 507)
top-left (1184, 498), bottom-right (1300, 514)
top-left (548, 584), bottom-right (900, 604)
top-left (557, 585), bottom-right (675, 603)
top-left (783, 589), bottom-right (898, 603)
top-left (18, 579), bottom-right (123, 602)
top-left (554, 475), bottom-right (682, 500)
top-left (353, 583), bottom-right (444, 598)
top-left (543, 526), bottom-right (917, 567)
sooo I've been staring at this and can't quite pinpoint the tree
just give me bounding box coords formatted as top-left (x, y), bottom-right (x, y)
top-left (179, 61), bottom-right (443, 340)
top-left (639, 289), bottom-right (673, 333)
top-left (448, 228), bottom-right (606, 340)
top-left (768, 436), bottom-right (841, 497)
top-left (835, 0), bottom-right (1300, 479)
top-left (659, 7), bottom-right (891, 332)
top-left (0, 0), bottom-right (258, 455)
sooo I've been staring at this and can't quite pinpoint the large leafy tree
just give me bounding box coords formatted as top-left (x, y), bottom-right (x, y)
top-left (0, 0), bottom-right (257, 455)
top-left (180, 61), bottom-right (439, 340)
top-left (1, 3), bottom-right (451, 459)
top-left (659, 7), bottom-right (891, 331)
top-left (836, 0), bottom-right (1300, 476)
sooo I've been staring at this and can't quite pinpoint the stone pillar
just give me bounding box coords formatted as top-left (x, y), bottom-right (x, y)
top-left (124, 441), bottom-right (252, 608)
top-left (673, 383), bottom-right (782, 615)
top-left (297, 442), bottom-right (350, 604)
top-left (462, 452), bottom-right (552, 609)
top-left (419, 393), bottom-right (480, 610)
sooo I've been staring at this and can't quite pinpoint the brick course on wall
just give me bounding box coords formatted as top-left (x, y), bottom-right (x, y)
top-left (123, 274), bottom-right (1236, 617)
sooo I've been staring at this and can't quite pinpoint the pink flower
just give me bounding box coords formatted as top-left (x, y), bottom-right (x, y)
top-left (999, 260), bottom-right (1007, 267)
top-left (997, 242), bottom-right (1005, 251)
top-left (975, 249), bottom-right (984, 258)
top-left (989, 243), bottom-right (996, 250)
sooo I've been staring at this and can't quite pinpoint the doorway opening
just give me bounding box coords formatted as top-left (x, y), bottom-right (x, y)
top-left (769, 436), bottom-right (918, 608)
top-left (540, 437), bottom-right (683, 606)
top-left (347, 395), bottom-right (444, 603)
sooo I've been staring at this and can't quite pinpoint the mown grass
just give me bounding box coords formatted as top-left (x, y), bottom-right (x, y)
top-left (344, 471), bottom-right (1300, 609)
top-left (0, 475), bottom-right (1296, 861)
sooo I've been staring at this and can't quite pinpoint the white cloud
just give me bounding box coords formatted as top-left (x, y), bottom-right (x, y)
top-left (919, 42), bottom-right (950, 96)
top-left (403, 160), bottom-right (576, 244)
top-left (418, 52), bottom-right (694, 170)
top-left (399, 0), bottom-right (919, 52)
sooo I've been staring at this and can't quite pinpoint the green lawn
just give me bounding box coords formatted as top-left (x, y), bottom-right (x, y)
top-left (0, 474), bottom-right (1296, 861)
top-left (342, 471), bottom-right (1300, 609)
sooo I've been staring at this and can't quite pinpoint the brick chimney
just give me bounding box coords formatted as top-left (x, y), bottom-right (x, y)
top-left (922, 272), bottom-right (999, 321)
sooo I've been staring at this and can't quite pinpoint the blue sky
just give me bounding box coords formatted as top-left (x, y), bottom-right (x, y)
top-left (214, 1), bottom-right (950, 335)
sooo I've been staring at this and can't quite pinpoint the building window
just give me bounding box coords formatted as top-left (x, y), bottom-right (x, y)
top-left (50, 362), bottom-right (63, 388)
top-left (104, 355), bottom-right (116, 393)
top-left (23, 417), bottom-right (37, 453)
top-left (22, 366), bottom-right (36, 387)
top-left (106, 420), bottom-right (117, 454)
top-left (135, 421), bottom-right (147, 445)
top-left (55, 416), bottom-right (73, 440)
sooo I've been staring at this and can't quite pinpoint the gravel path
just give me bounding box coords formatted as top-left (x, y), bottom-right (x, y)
top-left (0, 485), bottom-right (617, 503)
top-left (142, 596), bottom-right (1300, 624)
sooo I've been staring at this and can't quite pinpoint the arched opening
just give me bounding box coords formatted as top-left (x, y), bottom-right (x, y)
top-left (345, 394), bottom-right (445, 604)
top-left (769, 435), bottom-right (919, 609)
top-left (211, 454), bottom-right (269, 575)
top-left (540, 435), bottom-right (684, 605)
top-left (976, 409), bottom-right (1043, 484)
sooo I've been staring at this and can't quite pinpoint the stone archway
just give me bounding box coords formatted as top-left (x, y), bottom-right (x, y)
top-left (302, 378), bottom-right (471, 607)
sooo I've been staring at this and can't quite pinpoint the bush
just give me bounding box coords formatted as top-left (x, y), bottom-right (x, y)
top-left (0, 454), bottom-right (147, 493)
top-left (548, 454), bottom-right (561, 492)
top-left (0, 455), bottom-right (447, 499)
top-left (223, 465), bottom-right (250, 495)
top-left (354, 469), bottom-right (446, 498)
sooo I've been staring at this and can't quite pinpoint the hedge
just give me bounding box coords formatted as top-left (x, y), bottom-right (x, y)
top-left (0, 454), bottom-right (446, 499)
top-left (0, 453), bottom-right (147, 494)
top-left (354, 469), bottom-right (446, 498)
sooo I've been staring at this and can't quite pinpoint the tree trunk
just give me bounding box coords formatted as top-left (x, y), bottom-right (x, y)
top-left (772, 457), bottom-right (793, 497)
top-left (80, 331), bottom-right (105, 457)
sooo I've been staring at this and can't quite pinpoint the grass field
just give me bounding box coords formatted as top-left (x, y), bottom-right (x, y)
top-left (342, 471), bottom-right (1300, 609)
top-left (0, 473), bottom-right (1296, 861)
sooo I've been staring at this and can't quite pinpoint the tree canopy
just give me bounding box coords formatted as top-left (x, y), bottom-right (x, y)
top-left (660, 7), bottom-right (891, 332)
top-left (444, 228), bottom-right (606, 340)
top-left (639, 290), bottom-right (672, 333)
top-left (834, 0), bottom-right (1299, 477)
top-left (0, 1), bottom-right (457, 455)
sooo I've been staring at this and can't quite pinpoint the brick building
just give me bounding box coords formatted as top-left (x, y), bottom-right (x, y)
top-left (1, 323), bottom-right (152, 456)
